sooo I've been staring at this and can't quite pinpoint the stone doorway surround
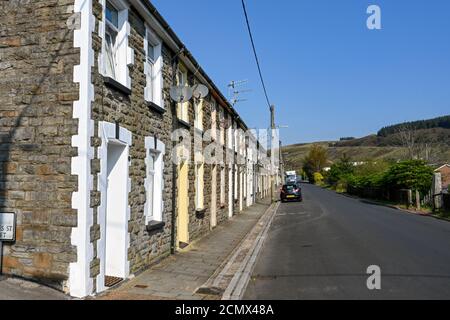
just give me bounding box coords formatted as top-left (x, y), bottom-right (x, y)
top-left (96, 121), bottom-right (132, 294)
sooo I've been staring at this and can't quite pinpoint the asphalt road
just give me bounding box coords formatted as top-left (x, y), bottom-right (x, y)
top-left (244, 184), bottom-right (450, 300)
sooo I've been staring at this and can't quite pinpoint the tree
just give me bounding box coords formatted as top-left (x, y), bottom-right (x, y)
top-left (382, 160), bottom-right (434, 195)
top-left (327, 153), bottom-right (354, 186)
top-left (395, 124), bottom-right (418, 160)
top-left (302, 144), bottom-right (328, 181)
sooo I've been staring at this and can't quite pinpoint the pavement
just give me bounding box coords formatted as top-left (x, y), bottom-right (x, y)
top-left (96, 198), bottom-right (271, 300)
top-left (244, 184), bottom-right (450, 300)
top-left (0, 276), bottom-right (69, 300)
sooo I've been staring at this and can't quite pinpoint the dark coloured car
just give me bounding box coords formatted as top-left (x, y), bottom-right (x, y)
top-left (280, 184), bottom-right (303, 202)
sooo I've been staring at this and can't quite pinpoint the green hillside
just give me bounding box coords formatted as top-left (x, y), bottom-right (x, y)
top-left (283, 121), bottom-right (450, 173)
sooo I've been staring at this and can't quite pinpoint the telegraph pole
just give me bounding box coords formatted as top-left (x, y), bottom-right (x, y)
top-left (270, 105), bottom-right (277, 203)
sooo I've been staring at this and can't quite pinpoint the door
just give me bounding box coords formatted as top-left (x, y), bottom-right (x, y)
top-left (177, 161), bottom-right (189, 246)
top-left (228, 166), bottom-right (233, 218)
top-left (239, 169), bottom-right (243, 212)
top-left (105, 142), bottom-right (128, 282)
top-left (211, 165), bottom-right (217, 228)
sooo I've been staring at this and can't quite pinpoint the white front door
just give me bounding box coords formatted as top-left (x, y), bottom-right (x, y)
top-left (105, 142), bottom-right (128, 279)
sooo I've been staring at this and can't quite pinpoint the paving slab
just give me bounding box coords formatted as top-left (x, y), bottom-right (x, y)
top-left (97, 199), bottom-right (271, 300)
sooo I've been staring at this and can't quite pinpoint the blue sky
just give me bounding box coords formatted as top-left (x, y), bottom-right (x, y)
top-left (152, 0), bottom-right (450, 145)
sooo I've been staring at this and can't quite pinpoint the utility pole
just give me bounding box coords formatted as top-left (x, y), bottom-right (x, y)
top-left (270, 105), bottom-right (277, 203)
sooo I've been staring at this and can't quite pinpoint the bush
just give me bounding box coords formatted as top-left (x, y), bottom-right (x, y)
top-left (381, 160), bottom-right (434, 195)
top-left (326, 157), bottom-right (434, 203)
top-left (313, 172), bottom-right (324, 185)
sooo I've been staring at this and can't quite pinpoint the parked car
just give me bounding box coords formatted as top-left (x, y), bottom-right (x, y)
top-left (280, 184), bottom-right (303, 202)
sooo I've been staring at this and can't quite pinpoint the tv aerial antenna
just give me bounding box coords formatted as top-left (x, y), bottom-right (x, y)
top-left (228, 80), bottom-right (252, 106)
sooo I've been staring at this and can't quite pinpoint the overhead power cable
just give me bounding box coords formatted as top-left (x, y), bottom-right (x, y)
top-left (241, 0), bottom-right (272, 110)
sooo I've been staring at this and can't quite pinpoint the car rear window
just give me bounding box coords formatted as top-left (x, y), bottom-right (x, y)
top-left (284, 185), bottom-right (298, 191)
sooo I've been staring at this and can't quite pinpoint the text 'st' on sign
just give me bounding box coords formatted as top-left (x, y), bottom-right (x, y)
top-left (0, 213), bottom-right (16, 242)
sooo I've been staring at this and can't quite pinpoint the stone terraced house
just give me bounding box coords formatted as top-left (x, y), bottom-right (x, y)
top-left (0, 0), bottom-right (273, 297)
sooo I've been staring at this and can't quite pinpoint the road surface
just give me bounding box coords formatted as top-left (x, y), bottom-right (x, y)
top-left (244, 184), bottom-right (450, 299)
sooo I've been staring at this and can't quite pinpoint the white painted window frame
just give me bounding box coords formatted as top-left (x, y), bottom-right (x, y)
top-left (104, 3), bottom-right (120, 79)
top-left (227, 118), bottom-right (233, 150)
top-left (220, 165), bottom-right (226, 205)
top-left (144, 136), bottom-right (165, 224)
top-left (144, 26), bottom-right (163, 108)
top-left (219, 107), bottom-right (225, 146)
top-left (233, 121), bottom-right (238, 153)
top-left (99, 0), bottom-right (134, 88)
top-left (176, 64), bottom-right (189, 122)
top-left (195, 161), bottom-right (205, 210)
top-left (211, 99), bottom-right (217, 140)
top-left (194, 99), bottom-right (204, 132)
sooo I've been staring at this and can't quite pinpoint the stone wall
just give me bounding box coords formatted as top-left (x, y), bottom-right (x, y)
top-left (89, 4), bottom-right (177, 289)
top-left (0, 0), bottom-right (255, 296)
top-left (0, 0), bottom-right (79, 290)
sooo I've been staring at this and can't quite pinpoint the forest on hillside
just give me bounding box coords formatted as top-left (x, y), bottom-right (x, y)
top-left (377, 115), bottom-right (450, 137)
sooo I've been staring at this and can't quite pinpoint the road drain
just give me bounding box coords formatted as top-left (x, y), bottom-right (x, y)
top-left (134, 284), bottom-right (148, 289)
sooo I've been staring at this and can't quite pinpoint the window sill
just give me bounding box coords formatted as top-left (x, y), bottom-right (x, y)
top-left (146, 221), bottom-right (165, 233)
top-left (195, 208), bottom-right (206, 219)
top-left (178, 119), bottom-right (191, 129)
top-left (104, 76), bottom-right (131, 96)
top-left (194, 127), bottom-right (204, 135)
top-left (147, 101), bottom-right (166, 114)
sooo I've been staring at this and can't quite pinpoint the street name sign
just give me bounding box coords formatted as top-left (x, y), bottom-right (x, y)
top-left (0, 213), bottom-right (15, 242)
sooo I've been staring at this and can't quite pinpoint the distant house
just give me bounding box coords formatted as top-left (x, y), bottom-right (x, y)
top-left (435, 164), bottom-right (450, 190)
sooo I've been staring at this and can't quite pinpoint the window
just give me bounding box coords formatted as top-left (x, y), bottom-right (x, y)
top-left (195, 163), bottom-right (204, 210)
top-left (176, 65), bottom-right (189, 122)
top-left (211, 99), bottom-right (217, 140)
top-left (227, 117), bottom-right (233, 150)
top-left (105, 2), bottom-right (119, 79)
top-left (147, 152), bottom-right (156, 221)
top-left (194, 99), bottom-right (204, 131)
top-left (145, 27), bottom-right (163, 107)
top-left (234, 122), bottom-right (239, 153)
top-left (219, 107), bottom-right (225, 145)
top-left (145, 137), bottom-right (165, 224)
top-left (220, 166), bottom-right (226, 205)
top-left (234, 164), bottom-right (238, 200)
top-left (101, 0), bottom-right (132, 88)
